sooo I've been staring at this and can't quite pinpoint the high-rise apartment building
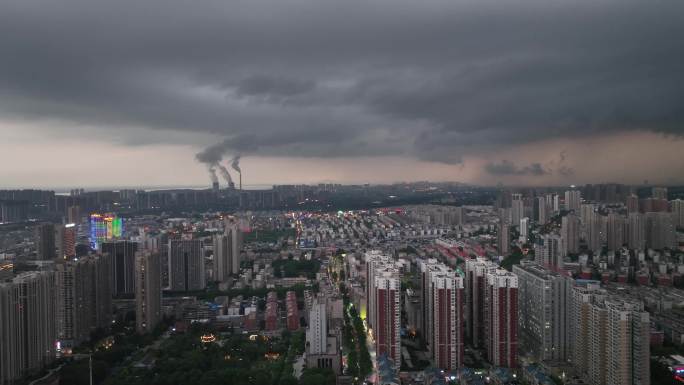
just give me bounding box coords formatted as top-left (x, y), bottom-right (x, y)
top-left (305, 296), bottom-right (341, 374)
top-left (465, 258), bottom-right (497, 348)
top-left (599, 298), bottom-right (650, 385)
top-left (519, 217), bottom-right (529, 243)
top-left (496, 190), bottom-right (513, 210)
top-left (484, 268), bottom-right (518, 368)
top-left (497, 223), bottom-right (510, 256)
top-left (513, 262), bottom-right (572, 362)
top-left (645, 212), bottom-right (676, 250)
top-left (89, 213), bottom-right (124, 250)
top-left (67, 205), bottom-right (81, 224)
top-left (55, 254), bottom-right (112, 347)
top-left (169, 239), bottom-right (205, 291)
top-left (306, 300), bottom-right (327, 355)
top-left (140, 231), bottom-right (170, 288)
top-left (511, 194), bottom-right (524, 228)
top-left (55, 224), bottom-right (77, 259)
top-left (641, 197), bottom-right (669, 213)
top-left (564, 190), bottom-right (581, 212)
top-left (561, 213), bottom-right (580, 256)
top-left (580, 203), bottom-right (594, 225)
top-left (286, 291), bottom-right (299, 331)
top-left (606, 213), bottom-right (625, 251)
top-left (0, 280), bottom-right (22, 385)
top-left (0, 271), bottom-right (56, 384)
top-left (570, 283), bottom-right (605, 377)
top-left (373, 268), bottom-right (401, 366)
top-left (652, 186), bottom-right (668, 200)
top-left (102, 240), bottom-right (138, 296)
top-left (582, 205), bottom-right (604, 252)
top-left (572, 285), bottom-right (650, 385)
top-left (628, 213), bottom-right (646, 250)
top-left (672, 199), bottom-right (684, 228)
top-left (534, 234), bottom-right (561, 268)
top-left (366, 250), bottom-right (392, 330)
top-left (265, 292), bottom-right (279, 331)
top-left (552, 194), bottom-right (560, 213)
top-left (35, 223), bottom-right (56, 260)
top-left (626, 194), bottom-right (639, 213)
top-left (213, 219), bottom-right (242, 282)
top-left (419, 258), bottom-right (449, 353)
top-left (429, 271), bottom-right (465, 370)
top-left (535, 196), bottom-right (548, 225)
top-left (135, 251), bottom-right (162, 334)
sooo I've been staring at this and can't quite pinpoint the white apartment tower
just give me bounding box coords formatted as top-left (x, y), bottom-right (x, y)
top-left (519, 217), bottom-right (529, 243)
top-left (213, 219), bottom-right (242, 282)
top-left (365, 250), bottom-right (392, 330)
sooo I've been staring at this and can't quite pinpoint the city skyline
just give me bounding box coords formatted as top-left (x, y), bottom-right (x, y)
top-left (2, 0), bottom-right (684, 384)
top-left (1, 0), bottom-right (684, 188)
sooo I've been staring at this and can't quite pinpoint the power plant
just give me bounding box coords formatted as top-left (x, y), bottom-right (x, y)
top-left (230, 155), bottom-right (242, 191)
top-left (202, 156), bottom-right (241, 192)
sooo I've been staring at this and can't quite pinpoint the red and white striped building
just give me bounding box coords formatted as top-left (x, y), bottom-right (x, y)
top-left (365, 250), bottom-right (393, 330)
top-left (485, 268), bottom-right (518, 368)
top-left (429, 271), bottom-right (465, 370)
top-left (373, 267), bottom-right (401, 366)
top-left (465, 258), bottom-right (497, 349)
top-left (286, 291), bottom-right (299, 331)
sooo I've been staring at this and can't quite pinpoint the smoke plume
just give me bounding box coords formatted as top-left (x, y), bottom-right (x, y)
top-left (208, 166), bottom-right (218, 183)
top-left (217, 164), bottom-right (234, 185)
top-left (230, 155), bottom-right (241, 173)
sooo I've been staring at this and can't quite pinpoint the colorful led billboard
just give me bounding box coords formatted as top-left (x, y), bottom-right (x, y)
top-left (90, 213), bottom-right (124, 249)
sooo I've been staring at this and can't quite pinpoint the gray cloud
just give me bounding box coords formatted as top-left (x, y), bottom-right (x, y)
top-left (486, 150), bottom-right (576, 177)
top-left (485, 160), bottom-right (550, 176)
top-left (0, 0), bottom-right (682, 168)
top-left (235, 76), bottom-right (316, 99)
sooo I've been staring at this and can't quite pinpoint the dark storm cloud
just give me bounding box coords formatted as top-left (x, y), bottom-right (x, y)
top-left (485, 160), bottom-right (550, 176)
top-left (485, 151), bottom-right (575, 177)
top-left (0, 0), bottom-right (683, 165)
top-left (235, 76), bottom-right (316, 99)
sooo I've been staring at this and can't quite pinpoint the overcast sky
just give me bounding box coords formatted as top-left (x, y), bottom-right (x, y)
top-left (1, 0), bottom-right (683, 189)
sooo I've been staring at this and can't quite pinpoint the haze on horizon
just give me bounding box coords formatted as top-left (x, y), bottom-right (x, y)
top-left (1, 0), bottom-right (683, 189)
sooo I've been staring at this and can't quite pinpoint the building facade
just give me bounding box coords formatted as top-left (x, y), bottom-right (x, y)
top-left (55, 254), bottom-right (112, 347)
top-left (430, 271), bottom-right (465, 370)
top-left (374, 269), bottom-right (401, 366)
top-left (169, 239), bottom-right (205, 291)
top-left (485, 268), bottom-right (518, 368)
top-left (135, 251), bottom-right (162, 334)
top-left (561, 214), bottom-right (580, 256)
top-left (0, 271), bottom-right (56, 384)
top-left (465, 258), bottom-right (497, 348)
top-left (213, 220), bottom-right (242, 282)
top-left (513, 262), bottom-right (571, 362)
top-left (102, 240), bottom-right (138, 296)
